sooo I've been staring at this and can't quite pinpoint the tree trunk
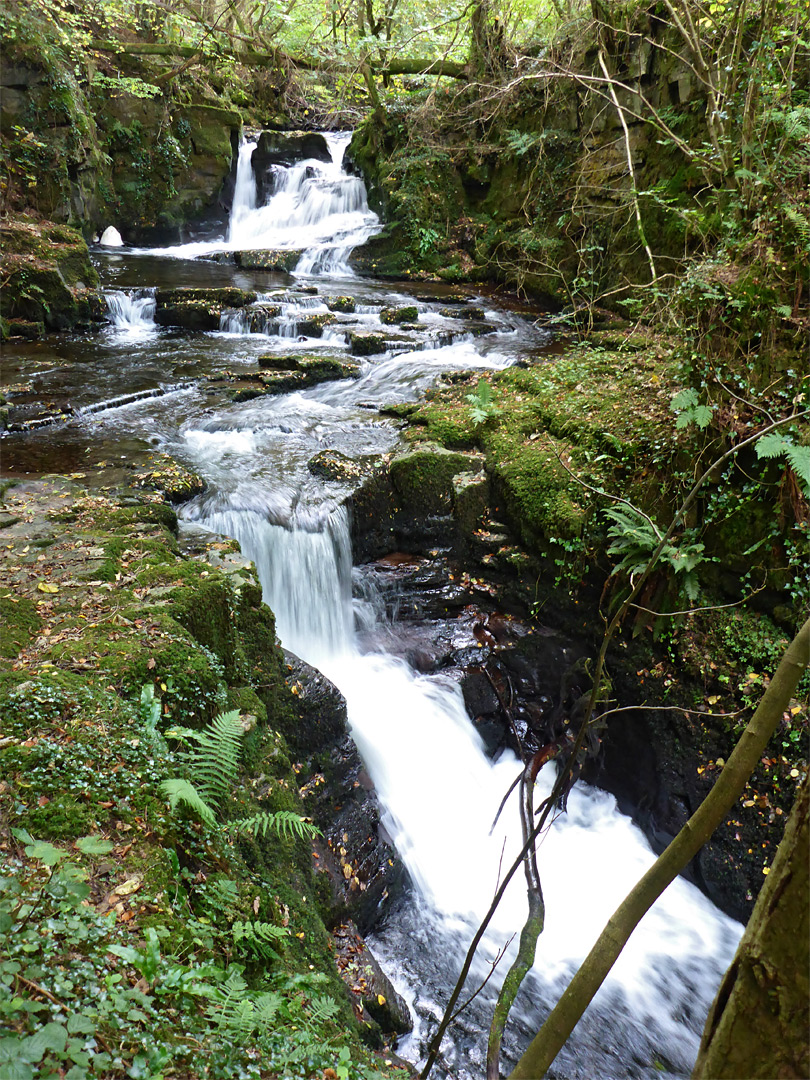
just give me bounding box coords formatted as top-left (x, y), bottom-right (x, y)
top-left (692, 772), bottom-right (809, 1080)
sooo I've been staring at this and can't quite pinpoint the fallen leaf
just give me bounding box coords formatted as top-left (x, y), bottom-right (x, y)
top-left (114, 875), bottom-right (143, 897)
top-left (37, 582), bottom-right (59, 593)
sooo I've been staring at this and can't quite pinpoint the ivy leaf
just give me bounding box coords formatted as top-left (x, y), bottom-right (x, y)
top-left (75, 836), bottom-right (115, 856)
top-left (22, 1022), bottom-right (67, 1062)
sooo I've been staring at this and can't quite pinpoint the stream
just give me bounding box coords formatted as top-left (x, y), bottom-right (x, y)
top-left (1, 131), bottom-right (743, 1078)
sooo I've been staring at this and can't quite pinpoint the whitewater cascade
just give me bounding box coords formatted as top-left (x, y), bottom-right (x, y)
top-left (79, 127), bottom-right (745, 1077)
top-left (143, 130), bottom-right (380, 275)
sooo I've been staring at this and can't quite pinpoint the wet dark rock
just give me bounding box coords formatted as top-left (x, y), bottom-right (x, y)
top-left (252, 131), bottom-right (331, 202)
top-left (286, 652), bottom-right (407, 933)
top-left (333, 920), bottom-right (412, 1040)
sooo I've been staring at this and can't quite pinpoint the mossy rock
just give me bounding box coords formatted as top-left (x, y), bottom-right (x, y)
top-left (234, 249), bottom-right (302, 271)
top-left (439, 306), bottom-right (486, 320)
top-left (349, 332), bottom-right (387, 356)
top-left (325, 295), bottom-right (356, 313)
top-left (390, 446), bottom-right (483, 516)
top-left (380, 305), bottom-right (418, 325)
top-left (308, 450), bottom-right (379, 483)
top-left (131, 453), bottom-right (206, 503)
top-left (156, 287), bottom-right (257, 308)
top-left (154, 300), bottom-right (223, 332)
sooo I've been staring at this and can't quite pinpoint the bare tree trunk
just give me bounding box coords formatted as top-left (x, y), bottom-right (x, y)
top-left (508, 615), bottom-right (810, 1079)
top-left (692, 772), bottom-right (809, 1080)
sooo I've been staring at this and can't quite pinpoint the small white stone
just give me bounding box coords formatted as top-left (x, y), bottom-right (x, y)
top-left (100, 226), bottom-right (124, 247)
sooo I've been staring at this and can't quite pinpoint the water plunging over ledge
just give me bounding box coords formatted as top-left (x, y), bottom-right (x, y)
top-left (3, 130), bottom-right (743, 1079)
top-left (133, 130), bottom-right (381, 276)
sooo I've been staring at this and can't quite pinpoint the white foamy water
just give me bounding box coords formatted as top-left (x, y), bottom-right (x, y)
top-left (105, 288), bottom-right (156, 334)
top-left (181, 483), bottom-right (742, 1077)
top-left (139, 131), bottom-right (380, 276)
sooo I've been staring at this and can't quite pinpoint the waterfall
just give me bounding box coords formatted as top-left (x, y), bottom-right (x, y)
top-left (105, 288), bottom-right (156, 333)
top-left (185, 488), bottom-right (743, 1078)
top-left (136, 131), bottom-right (380, 276)
top-left (227, 138), bottom-right (258, 244)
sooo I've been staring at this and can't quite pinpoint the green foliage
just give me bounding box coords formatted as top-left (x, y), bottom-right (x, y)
top-left (232, 919), bottom-right (287, 959)
top-left (670, 387), bottom-right (713, 430)
top-left (755, 432), bottom-right (810, 496)
top-left (605, 505), bottom-right (710, 605)
top-left (229, 809), bottom-right (320, 842)
top-left (466, 380), bottom-right (502, 425)
top-left (91, 73), bottom-right (161, 99)
top-left (179, 708), bottom-right (243, 810)
top-left (160, 777), bottom-right (218, 826)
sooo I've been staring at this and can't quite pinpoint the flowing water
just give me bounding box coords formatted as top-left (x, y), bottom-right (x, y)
top-left (1, 130), bottom-right (743, 1078)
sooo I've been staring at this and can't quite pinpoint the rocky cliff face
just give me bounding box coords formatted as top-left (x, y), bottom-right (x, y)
top-left (347, 16), bottom-right (711, 298)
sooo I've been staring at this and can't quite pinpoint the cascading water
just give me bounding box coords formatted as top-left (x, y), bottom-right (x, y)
top-left (142, 130), bottom-right (380, 275)
top-left (10, 127), bottom-right (746, 1079)
top-left (182, 483), bottom-right (742, 1079)
top-left (105, 288), bottom-right (156, 333)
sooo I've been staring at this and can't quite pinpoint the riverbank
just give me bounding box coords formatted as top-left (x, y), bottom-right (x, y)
top-left (0, 476), bottom-right (409, 1079)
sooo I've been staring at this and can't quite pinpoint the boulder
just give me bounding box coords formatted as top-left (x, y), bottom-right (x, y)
top-left (252, 130), bottom-right (331, 201)
top-left (380, 305), bottom-right (418, 325)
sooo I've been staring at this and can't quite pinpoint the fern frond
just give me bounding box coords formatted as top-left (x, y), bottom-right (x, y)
top-left (229, 810), bottom-right (321, 842)
top-left (308, 994), bottom-right (340, 1024)
top-left (183, 709), bottom-right (243, 810)
top-left (207, 971), bottom-right (282, 1034)
top-left (232, 919), bottom-right (287, 958)
top-left (160, 778), bottom-right (216, 826)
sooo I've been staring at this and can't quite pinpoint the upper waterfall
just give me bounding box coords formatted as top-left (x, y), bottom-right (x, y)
top-left (138, 130), bottom-right (380, 277)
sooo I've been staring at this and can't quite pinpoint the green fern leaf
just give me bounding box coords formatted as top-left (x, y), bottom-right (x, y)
top-left (229, 810), bottom-right (320, 842)
top-left (308, 994), bottom-right (340, 1023)
top-left (232, 920), bottom-right (287, 958)
top-left (184, 710), bottom-right (243, 810)
top-left (160, 778), bottom-right (216, 826)
top-left (756, 432), bottom-right (789, 459)
top-left (785, 444), bottom-right (810, 494)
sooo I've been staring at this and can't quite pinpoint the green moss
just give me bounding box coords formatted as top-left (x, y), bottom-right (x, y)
top-left (389, 446), bottom-right (477, 515)
top-left (0, 594), bottom-right (40, 658)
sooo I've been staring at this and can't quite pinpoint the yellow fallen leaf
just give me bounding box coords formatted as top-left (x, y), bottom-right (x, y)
top-left (343, 864), bottom-right (352, 879)
top-left (377, 994), bottom-right (386, 1006)
top-left (707, 695), bottom-right (719, 705)
top-left (37, 582), bottom-right (59, 593)
top-left (114, 875), bottom-right (143, 897)
top-left (790, 706), bottom-right (802, 715)
top-left (762, 866), bottom-right (770, 875)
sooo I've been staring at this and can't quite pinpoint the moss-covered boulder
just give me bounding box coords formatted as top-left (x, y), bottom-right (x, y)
top-left (325, 295), bottom-right (357, 313)
top-left (0, 219), bottom-right (103, 333)
top-left (389, 446), bottom-right (483, 517)
top-left (349, 332), bottom-right (388, 356)
top-left (157, 287), bottom-right (257, 308)
top-left (380, 305), bottom-right (418, 325)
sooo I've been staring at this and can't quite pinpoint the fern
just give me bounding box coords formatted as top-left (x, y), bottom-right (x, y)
top-left (756, 432), bottom-right (810, 496)
top-left (307, 994), bottom-right (341, 1024)
top-left (228, 810), bottom-right (320, 842)
top-left (232, 919), bottom-right (287, 958)
top-left (605, 506), bottom-right (708, 606)
top-left (159, 778), bottom-right (217, 826)
top-left (207, 971), bottom-right (282, 1034)
top-left (183, 709), bottom-right (243, 809)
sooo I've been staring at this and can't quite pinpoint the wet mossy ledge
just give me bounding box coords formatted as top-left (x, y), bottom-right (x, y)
top-left (0, 478), bottom-right (408, 1079)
